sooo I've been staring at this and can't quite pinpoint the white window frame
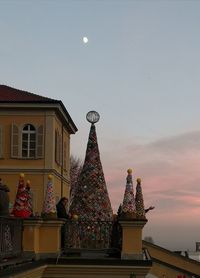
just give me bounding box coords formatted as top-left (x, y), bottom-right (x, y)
top-left (11, 123), bottom-right (44, 159)
top-left (22, 124), bottom-right (36, 159)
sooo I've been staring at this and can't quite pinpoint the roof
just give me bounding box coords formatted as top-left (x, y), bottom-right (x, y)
top-left (0, 85), bottom-right (78, 133)
top-left (143, 240), bottom-right (200, 277)
top-left (0, 85), bottom-right (57, 102)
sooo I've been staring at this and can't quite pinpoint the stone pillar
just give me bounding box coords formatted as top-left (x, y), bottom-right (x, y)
top-left (23, 218), bottom-right (42, 257)
top-left (39, 219), bottom-right (64, 257)
top-left (23, 218), bottom-right (65, 259)
top-left (119, 219), bottom-right (147, 260)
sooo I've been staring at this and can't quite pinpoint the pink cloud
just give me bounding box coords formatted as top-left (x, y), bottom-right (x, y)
top-left (101, 131), bottom-right (200, 249)
top-left (72, 130), bottom-right (200, 249)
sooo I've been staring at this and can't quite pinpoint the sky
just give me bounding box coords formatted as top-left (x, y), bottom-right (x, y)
top-left (1, 0), bottom-right (200, 251)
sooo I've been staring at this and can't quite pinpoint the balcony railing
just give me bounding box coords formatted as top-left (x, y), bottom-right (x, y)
top-left (0, 217), bottom-right (23, 261)
top-left (64, 220), bottom-right (114, 250)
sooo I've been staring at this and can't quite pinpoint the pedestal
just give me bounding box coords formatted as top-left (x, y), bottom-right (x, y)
top-left (119, 219), bottom-right (147, 260)
top-left (23, 218), bottom-right (65, 259)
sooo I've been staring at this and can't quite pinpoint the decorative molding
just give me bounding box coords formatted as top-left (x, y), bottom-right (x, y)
top-left (121, 253), bottom-right (143, 260)
top-left (0, 103), bottom-right (77, 134)
top-left (0, 168), bottom-right (70, 183)
top-left (119, 219), bottom-right (148, 228)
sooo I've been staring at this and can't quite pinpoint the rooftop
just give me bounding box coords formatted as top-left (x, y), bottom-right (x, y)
top-left (0, 85), bottom-right (78, 133)
top-left (0, 85), bottom-right (57, 102)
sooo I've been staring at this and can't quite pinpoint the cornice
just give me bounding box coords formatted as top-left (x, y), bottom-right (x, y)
top-left (0, 102), bottom-right (77, 134)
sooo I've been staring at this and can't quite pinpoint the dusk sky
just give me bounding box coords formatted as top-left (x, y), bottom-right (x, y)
top-left (1, 1), bottom-right (200, 251)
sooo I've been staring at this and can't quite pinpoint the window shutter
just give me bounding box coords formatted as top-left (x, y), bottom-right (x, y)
top-left (36, 125), bottom-right (44, 158)
top-left (0, 125), bottom-right (2, 158)
top-left (55, 130), bottom-right (59, 164)
top-left (59, 134), bottom-right (62, 166)
top-left (63, 141), bottom-right (67, 170)
top-left (11, 124), bottom-right (19, 158)
top-left (55, 131), bottom-right (57, 163)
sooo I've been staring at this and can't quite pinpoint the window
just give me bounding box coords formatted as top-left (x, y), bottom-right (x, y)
top-left (11, 123), bottom-right (44, 159)
top-left (36, 125), bottom-right (44, 158)
top-left (22, 124), bottom-right (36, 158)
top-left (11, 124), bottom-right (19, 158)
top-left (55, 129), bottom-right (62, 165)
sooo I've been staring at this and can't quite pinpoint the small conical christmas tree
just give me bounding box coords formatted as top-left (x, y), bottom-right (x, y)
top-left (12, 173), bottom-right (32, 218)
top-left (120, 169), bottom-right (136, 219)
top-left (26, 180), bottom-right (33, 217)
top-left (135, 178), bottom-right (146, 219)
top-left (42, 175), bottom-right (56, 218)
top-left (117, 203), bottom-right (122, 218)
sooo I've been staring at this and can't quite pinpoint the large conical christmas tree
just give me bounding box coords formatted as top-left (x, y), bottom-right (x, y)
top-left (69, 111), bottom-right (113, 249)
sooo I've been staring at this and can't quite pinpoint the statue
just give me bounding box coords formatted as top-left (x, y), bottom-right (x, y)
top-left (0, 178), bottom-right (10, 216)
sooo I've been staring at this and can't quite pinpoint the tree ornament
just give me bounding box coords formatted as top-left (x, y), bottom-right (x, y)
top-left (120, 169), bottom-right (136, 220)
top-left (135, 178), bottom-right (146, 219)
top-left (42, 175), bottom-right (56, 218)
top-left (12, 173), bottom-right (32, 218)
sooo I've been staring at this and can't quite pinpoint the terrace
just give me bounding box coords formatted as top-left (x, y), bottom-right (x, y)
top-left (0, 217), bottom-right (152, 278)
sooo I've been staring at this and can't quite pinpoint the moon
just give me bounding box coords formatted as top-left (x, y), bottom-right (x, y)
top-left (83, 37), bottom-right (88, 44)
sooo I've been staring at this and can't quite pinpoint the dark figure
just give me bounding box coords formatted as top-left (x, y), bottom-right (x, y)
top-left (56, 197), bottom-right (69, 249)
top-left (56, 197), bottom-right (69, 219)
top-left (145, 206), bottom-right (155, 213)
top-left (111, 214), bottom-right (122, 253)
top-left (0, 179), bottom-right (10, 216)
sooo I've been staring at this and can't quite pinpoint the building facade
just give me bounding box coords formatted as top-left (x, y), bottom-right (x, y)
top-left (0, 85), bottom-right (77, 214)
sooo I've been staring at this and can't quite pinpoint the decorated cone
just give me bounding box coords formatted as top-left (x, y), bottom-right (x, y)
top-left (120, 169), bottom-right (136, 219)
top-left (135, 178), bottom-right (146, 219)
top-left (42, 175), bottom-right (56, 218)
top-left (69, 111), bottom-right (113, 248)
top-left (26, 180), bottom-right (33, 217)
top-left (12, 173), bottom-right (32, 218)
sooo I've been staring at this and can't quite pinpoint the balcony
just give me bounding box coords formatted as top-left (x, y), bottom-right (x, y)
top-left (0, 217), bottom-right (23, 261)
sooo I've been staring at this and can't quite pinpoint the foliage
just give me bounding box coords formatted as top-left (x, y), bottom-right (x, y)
top-left (69, 155), bottom-right (83, 204)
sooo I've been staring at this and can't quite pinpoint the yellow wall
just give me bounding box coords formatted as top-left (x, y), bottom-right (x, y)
top-left (0, 107), bottom-right (72, 214)
top-left (0, 113), bottom-right (45, 167)
top-left (122, 226), bottom-right (142, 254)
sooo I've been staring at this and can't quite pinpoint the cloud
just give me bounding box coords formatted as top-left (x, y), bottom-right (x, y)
top-left (103, 130), bottom-right (200, 227)
top-left (148, 130), bottom-right (200, 154)
top-left (73, 128), bottom-right (200, 249)
top-left (72, 129), bottom-right (200, 249)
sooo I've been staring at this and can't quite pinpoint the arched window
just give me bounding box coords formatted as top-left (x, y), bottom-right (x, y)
top-left (22, 124), bottom-right (36, 158)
